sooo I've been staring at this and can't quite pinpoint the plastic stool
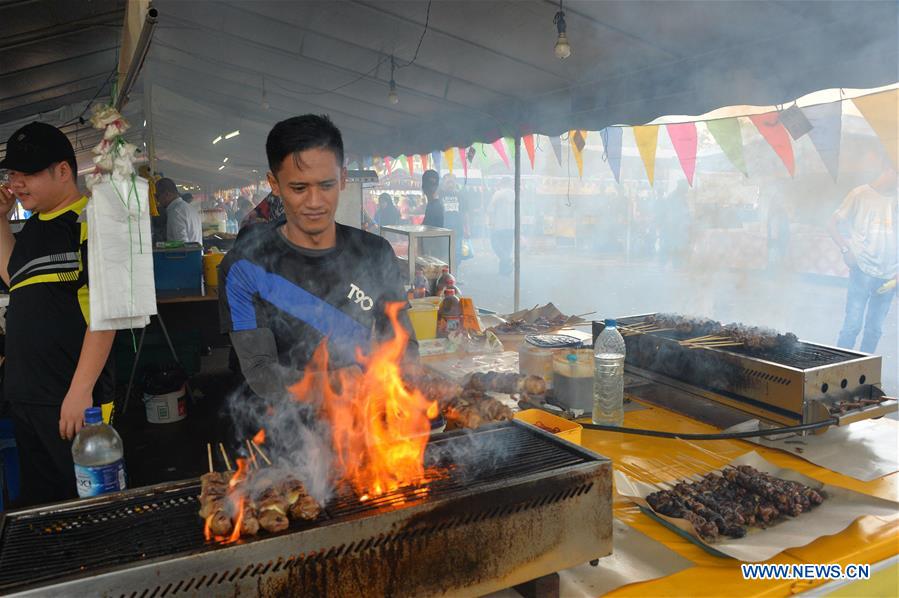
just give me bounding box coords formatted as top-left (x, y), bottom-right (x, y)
top-left (0, 418), bottom-right (20, 510)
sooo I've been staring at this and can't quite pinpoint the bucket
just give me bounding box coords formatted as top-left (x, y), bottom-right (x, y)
top-left (143, 386), bottom-right (187, 424)
top-left (203, 253), bottom-right (225, 288)
top-left (408, 303), bottom-right (438, 340)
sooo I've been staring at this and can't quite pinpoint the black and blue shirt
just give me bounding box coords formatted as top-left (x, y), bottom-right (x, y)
top-left (219, 220), bottom-right (418, 370)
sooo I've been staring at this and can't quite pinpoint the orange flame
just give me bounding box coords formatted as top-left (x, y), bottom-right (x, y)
top-left (290, 302), bottom-right (436, 499)
top-left (253, 429), bottom-right (266, 445)
top-left (221, 458), bottom-right (250, 544)
top-left (203, 516), bottom-right (213, 542)
top-left (227, 496), bottom-right (245, 544)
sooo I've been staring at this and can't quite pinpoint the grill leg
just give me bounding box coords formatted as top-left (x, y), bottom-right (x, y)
top-left (513, 572), bottom-right (560, 598)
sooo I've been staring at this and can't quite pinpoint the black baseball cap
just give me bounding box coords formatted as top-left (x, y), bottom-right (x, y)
top-left (1, 122), bottom-right (75, 174)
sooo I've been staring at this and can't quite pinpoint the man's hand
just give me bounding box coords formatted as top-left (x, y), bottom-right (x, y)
top-left (0, 185), bottom-right (17, 218)
top-left (60, 387), bottom-right (94, 440)
top-left (842, 249), bottom-right (857, 268)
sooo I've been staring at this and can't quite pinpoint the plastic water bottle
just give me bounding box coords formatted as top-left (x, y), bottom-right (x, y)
top-left (72, 407), bottom-right (127, 498)
top-left (593, 319), bottom-right (626, 426)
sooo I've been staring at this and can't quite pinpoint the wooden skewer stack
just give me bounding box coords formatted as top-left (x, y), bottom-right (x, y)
top-left (619, 323), bottom-right (674, 337)
top-left (679, 335), bottom-right (743, 349)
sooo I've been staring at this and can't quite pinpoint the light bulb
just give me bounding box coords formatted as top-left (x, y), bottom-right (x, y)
top-left (388, 80), bottom-right (399, 105)
top-left (554, 32), bottom-right (571, 59)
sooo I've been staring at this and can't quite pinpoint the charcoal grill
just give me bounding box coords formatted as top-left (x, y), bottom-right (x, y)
top-left (613, 313), bottom-right (896, 429)
top-left (0, 421), bottom-right (612, 597)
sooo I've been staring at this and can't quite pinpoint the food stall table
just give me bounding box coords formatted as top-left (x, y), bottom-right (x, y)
top-left (582, 401), bottom-right (898, 596)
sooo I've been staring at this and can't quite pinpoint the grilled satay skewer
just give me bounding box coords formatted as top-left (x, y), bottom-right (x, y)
top-left (218, 443), bottom-right (233, 471)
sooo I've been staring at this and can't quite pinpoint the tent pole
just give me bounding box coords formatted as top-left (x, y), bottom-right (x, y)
top-left (514, 135), bottom-right (521, 312)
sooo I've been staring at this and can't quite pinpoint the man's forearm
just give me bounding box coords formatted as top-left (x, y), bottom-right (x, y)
top-left (69, 329), bottom-right (115, 395)
top-left (231, 328), bottom-right (300, 401)
top-left (0, 217), bottom-right (16, 285)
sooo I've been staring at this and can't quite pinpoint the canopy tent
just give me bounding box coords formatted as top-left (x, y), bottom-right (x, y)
top-left (2, 1), bottom-right (897, 187)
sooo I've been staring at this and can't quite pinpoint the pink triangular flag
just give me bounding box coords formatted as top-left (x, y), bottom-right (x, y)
top-left (459, 147), bottom-right (468, 179)
top-left (491, 139), bottom-right (511, 169)
top-left (666, 123), bottom-right (698, 186)
top-left (385, 156), bottom-right (392, 176)
top-left (406, 155), bottom-right (415, 177)
top-left (749, 112), bottom-right (795, 176)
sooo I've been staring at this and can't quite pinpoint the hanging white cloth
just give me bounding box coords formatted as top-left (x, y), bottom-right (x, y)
top-left (86, 176), bottom-right (157, 330)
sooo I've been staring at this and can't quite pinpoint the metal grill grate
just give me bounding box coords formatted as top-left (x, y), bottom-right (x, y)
top-left (619, 314), bottom-right (858, 369)
top-left (0, 423), bottom-right (590, 593)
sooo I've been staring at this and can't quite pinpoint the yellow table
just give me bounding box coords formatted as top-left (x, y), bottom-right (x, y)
top-left (580, 401), bottom-right (899, 596)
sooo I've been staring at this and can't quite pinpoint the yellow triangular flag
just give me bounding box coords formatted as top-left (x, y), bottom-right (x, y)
top-left (633, 125), bottom-right (660, 185)
top-left (443, 148), bottom-right (455, 174)
top-left (568, 130), bottom-right (587, 177)
top-left (853, 90), bottom-right (898, 168)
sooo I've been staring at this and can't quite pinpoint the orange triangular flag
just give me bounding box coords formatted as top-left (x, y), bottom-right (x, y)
top-left (853, 90), bottom-right (898, 168)
top-left (444, 148), bottom-right (454, 174)
top-left (523, 134), bottom-right (536, 169)
top-left (633, 126), bottom-right (659, 185)
top-left (569, 130), bottom-right (587, 177)
top-left (749, 112), bottom-right (795, 176)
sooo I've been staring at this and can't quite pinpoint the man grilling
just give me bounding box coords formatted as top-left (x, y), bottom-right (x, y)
top-left (219, 114), bottom-right (418, 403)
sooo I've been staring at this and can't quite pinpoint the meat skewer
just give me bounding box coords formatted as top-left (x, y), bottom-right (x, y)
top-left (218, 443), bottom-right (233, 471)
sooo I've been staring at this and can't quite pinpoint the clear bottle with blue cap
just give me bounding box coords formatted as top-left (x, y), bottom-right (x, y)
top-left (71, 407), bottom-right (127, 498)
top-left (593, 318), bottom-right (626, 426)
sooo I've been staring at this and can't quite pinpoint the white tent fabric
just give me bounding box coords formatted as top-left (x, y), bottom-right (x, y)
top-left (3, 1), bottom-right (898, 188)
top-left (138, 0), bottom-right (898, 185)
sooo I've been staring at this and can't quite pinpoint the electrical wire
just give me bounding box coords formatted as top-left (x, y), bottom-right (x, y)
top-left (581, 418), bottom-right (838, 440)
top-left (396, 0), bottom-right (433, 69)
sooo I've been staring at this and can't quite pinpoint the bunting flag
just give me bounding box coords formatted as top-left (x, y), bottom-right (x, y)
top-left (363, 156), bottom-right (372, 169)
top-left (802, 101), bottom-right (842, 181)
top-left (523, 134), bottom-right (536, 170)
top-left (666, 123), bottom-right (698, 186)
top-left (569, 130), bottom-right (587, 177)
top-left (749, 112), bottom-right (795, 176)
top-left (706, 118), bottom-right (748, 176)
top-left (431, 151), bottom-right (441, 173)
top-left (384, 156), bottom-right (392, 176)
top-left (600, 127), bottom-right (622, 183)
top-left (420, 153), bottom-right (429, 172)
top-left (492, 138), bottom-right (511, 169)
top-left (633, 125), bottom-right (659, 185)
top-left (406, 155), bottom-right (415, 176)
top-left (467, 146), bottom-right (477, 163)
top-left (853, 90), bottom-right (898, 168)
top-left (549, 135), bottom-right (563, 167)
top-left (459, 147), bottom-right (469, 179)
top-left (444, 148), bottom-right (455, 173)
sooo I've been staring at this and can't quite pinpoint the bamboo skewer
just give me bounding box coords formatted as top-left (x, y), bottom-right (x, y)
top-left (207, 443), bottom-right (214, 473)
top-left (245, 440), bottom-right (259, 469)
top-left (218, 443), bottom-right (233, 471)
top-left (251, 441), bottom-right (273, 466)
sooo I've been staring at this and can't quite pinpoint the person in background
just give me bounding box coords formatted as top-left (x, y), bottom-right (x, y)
top-left (0, 122), bottom-right (116, 506)
top-left (828, 158), bottom-right (897, 353)
top-left (488, 179), bottom-right (515, 275)
top-left (156, 178), bottom-right (203, 244)
top-left (438, 174), bottom-right (469, 270)
top-left (421, 169), bottom-right (442, 227)
top-left (181, 192), bottom-right (194, 204)
top-left (374, 192), bottom-right (401, 227)
top-left (234, 195), bottom-right (255, 225)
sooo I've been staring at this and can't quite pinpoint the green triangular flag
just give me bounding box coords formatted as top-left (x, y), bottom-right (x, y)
top-left (707, 118), bottom-right (748, 176)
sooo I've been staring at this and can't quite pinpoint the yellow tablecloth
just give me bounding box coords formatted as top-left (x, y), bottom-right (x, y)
top-left (581, 401), bottom-right (899, 596)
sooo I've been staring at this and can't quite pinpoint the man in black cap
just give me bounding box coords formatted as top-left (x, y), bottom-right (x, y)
top-left (0, 122), bottom-right (115, 506)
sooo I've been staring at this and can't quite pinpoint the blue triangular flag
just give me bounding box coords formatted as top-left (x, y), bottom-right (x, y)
top-left (601, 127), bottom-right (623, 183)
top-left (802, 102), bottom-right (842, 181)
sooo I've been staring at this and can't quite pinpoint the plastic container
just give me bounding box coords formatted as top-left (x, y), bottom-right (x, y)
top-left (408, 302), bottom-right (438, 340)
top-left (143, 386), bottom-right (187, 424)
top-left (519, 334), bottom-right (582, 389)
top-left (153, 246), bottom-right (203, 293)
top-left (437, 288), bottom-right (463, 337)
top-left (515, 409), bottom-right (582, 445)
top-left (593, 318), bottom-right (626, 427)
top-left (202, 252), bottom-right (225, 288)
top-left (72, 407), bottom-right (127, 498)
top-left (553, 349), bottom-right (595, 411)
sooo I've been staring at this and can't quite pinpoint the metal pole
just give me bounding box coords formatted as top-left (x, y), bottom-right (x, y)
top-left (514, 135), bottom-right (521, 312)
top-left (115, 7), bottom-right (158, 111)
